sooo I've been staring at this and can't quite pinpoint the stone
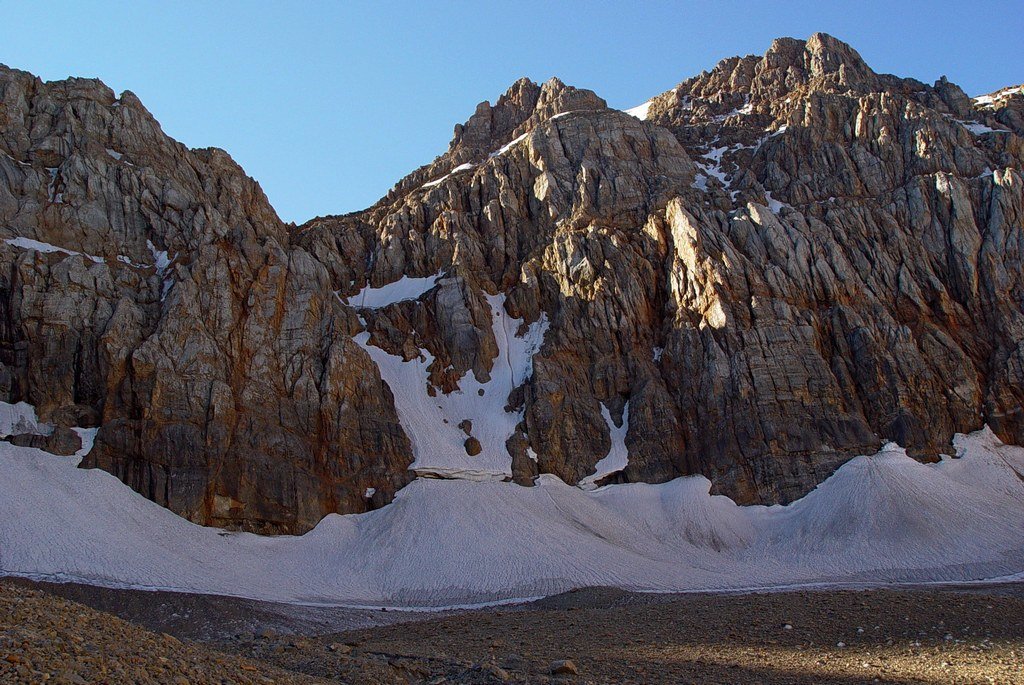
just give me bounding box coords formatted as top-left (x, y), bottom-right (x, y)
top-left (549, 659), bottom-right (578, 675)
top-left (7, 426), bottom-right (80, 456)
top-left (464, 436), bottom-right (483, 456)
top-left (484, 664), bottom-right (510, 680)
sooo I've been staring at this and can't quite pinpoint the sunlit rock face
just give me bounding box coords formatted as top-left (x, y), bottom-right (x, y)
top-left (2, 32), bottom-right (1022, 532)
top-left (0, 66), bottom-right (413, 533)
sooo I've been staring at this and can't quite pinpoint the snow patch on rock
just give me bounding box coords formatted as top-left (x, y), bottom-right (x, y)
top-left (422, 163), bottom-right (476, 189)
top-left (0, 401), bottom-right (52, 438)
top-left (345, 273), bottom-right (444, 309)
top-left (974, 85), bottom-right (1024, 109)
top-left (764, 191), bottom-right (788, 214)
top-left (355, 294), bottom-right (548, 480)
top-left (5, 237), bottom-right (103, 264)
top-left (490, 133), bottom-right (529, 158)
top-left (956, 120), bottom-right (1008, 136)
top-left (624, 100), bottom-right (653, 121)
top-left (579, 402), bottom-right (630, 490)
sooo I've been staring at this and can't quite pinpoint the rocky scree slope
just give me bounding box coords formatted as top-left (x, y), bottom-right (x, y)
top-left (2, 33), bottom-right (1023, 533)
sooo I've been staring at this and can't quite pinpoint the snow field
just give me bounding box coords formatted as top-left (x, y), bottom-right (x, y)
top-left (1, 423), bottom-right (1022, 607)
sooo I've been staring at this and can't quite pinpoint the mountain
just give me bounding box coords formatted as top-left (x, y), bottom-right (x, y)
top-left (1, 33), bottom-right (1022, 535)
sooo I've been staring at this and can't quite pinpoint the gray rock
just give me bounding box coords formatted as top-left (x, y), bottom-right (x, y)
top-left (549, 659), bottom-right (578, 675)
top-left (7, 426), bottom-right (81, 456)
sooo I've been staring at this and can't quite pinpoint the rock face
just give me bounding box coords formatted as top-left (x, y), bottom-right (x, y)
top-left (1, 33), bottom-right (1022, 532)
top-left (0, 67), bottom-right (412, 533)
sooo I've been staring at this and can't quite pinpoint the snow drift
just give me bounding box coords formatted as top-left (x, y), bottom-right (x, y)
top-left (1, 411), bottom-right (1023, 607)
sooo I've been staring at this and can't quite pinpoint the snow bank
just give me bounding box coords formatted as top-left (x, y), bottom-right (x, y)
top-left (1, 425), bottom-right (1023, 607)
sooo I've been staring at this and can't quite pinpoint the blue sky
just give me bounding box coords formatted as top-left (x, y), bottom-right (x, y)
top-left (3, 1), bottom-right (1022, 223)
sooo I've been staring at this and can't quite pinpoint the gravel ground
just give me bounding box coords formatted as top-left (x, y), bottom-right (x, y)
top-left (0, 582), bottom-right (331, 684)
top-left (2, 579), bottom-right (1023, 684)
top-left (3, 578), bottom-right (433, 641)
top-left (221, 586), bottom-right (1024, 684)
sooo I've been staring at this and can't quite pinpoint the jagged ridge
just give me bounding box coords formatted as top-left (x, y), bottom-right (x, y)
top-left (1, 33), bottom-right (1022, 532)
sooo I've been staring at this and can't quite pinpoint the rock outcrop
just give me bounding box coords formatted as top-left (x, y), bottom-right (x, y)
top-left (0, 67), bottom-right (412, 533)
top-left (1, 33), bottom-right (1022, 532)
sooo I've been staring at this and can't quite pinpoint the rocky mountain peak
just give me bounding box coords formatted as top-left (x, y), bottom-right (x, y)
top-left (376, 76), bottom-right (610, 205)
top-left (451, 76), bottom-right (607, 157)
top-left (646, 32), bottom-right (883, 123)
top-left (800, 32), bottom-right (877, 88)
top-left (2, 36), bottom-right (1023, 535)
top-left (975, 83), bottom-right (1024, 134)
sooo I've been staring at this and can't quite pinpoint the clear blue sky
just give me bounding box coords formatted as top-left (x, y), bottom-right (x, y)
top-left (3, 1), bottom-right (1021, 223)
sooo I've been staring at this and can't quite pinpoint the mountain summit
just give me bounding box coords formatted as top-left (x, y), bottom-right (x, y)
top-left (1, 33), bottom-right (1022, 534)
